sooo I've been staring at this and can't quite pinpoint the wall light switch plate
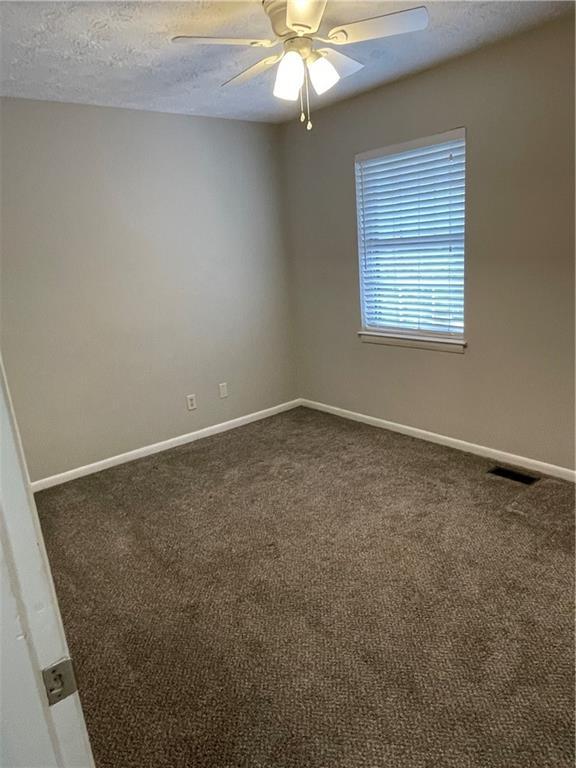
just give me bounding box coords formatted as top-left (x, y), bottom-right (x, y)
top-left (219, 383), bottom-right (228, 399)
top-left (186, 394), bottom-right (197, 411)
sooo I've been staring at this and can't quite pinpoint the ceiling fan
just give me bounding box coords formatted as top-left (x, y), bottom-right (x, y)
top-left (172, 0), bottom-right (429, 129)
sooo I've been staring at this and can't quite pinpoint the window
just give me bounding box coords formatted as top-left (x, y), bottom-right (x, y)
top-left (355, 129), bottom-right (466, 351)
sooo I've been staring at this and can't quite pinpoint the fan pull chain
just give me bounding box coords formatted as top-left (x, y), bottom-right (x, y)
top-left (296, 67), bottom-right (313, 131)
top-left (304, 67), bottom-right (312, 131)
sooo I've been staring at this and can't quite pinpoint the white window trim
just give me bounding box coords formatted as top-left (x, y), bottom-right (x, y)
top-left (358, 330), bottom-right (467, 353)
top-left (355, 127), bottom-right (466, 162)
top-left (355, 128), bottom-right (467, 351)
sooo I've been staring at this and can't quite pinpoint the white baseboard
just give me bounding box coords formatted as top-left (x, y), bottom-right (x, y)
top-left (300, 399), bottom-right (576, 483)
top-left (31, 396), bottom-right (575, 491)
top-left (30, 399), bottom-right (303, 492)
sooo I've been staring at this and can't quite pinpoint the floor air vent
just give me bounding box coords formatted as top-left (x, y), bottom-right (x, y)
top-left (488, 466), bottom-right (540, 485)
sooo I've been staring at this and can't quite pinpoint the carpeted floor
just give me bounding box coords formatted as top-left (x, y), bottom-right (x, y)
top-left (36, 407), bottom-right (575, 768)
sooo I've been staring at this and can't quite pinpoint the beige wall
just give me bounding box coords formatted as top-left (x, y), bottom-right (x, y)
top-left (1, 17), bottom-right (574, 482)
top-left (0, 100), bottom-right (294, 481)
top-left (281, 16), bottom-right (575, 469)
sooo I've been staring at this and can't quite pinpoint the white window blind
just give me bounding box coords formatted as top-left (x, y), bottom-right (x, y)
top-left (355, 129), bottom-right (466, 342)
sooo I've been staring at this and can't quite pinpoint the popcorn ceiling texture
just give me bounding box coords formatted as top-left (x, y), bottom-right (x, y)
top-left (0, 1), bottom-right (571, 122)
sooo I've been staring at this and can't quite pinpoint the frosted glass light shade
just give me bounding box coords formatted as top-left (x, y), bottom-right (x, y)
top-left (308, 55), bottom-right (340, 95)
top-left (273, 51), bottom-right (305, 101)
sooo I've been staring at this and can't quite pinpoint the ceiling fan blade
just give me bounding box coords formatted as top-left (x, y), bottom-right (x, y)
top-left (222, 55), bottom-right (282, 87)
top-left (326, 6), bottom-right (429, 45)
top-left (317, 48), bottom-right (364, 78)
top-left (171, 36), bottom-right (278, 48)
top-left (286, 0), bottom-right (328, 34)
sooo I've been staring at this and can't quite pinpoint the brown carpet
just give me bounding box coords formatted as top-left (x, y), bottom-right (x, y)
top-left (36, 407), bottom-right (575, 768)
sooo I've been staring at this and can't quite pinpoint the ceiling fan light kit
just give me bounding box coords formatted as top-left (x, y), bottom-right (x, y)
top-left (172, 0), bottom-right (429, 130)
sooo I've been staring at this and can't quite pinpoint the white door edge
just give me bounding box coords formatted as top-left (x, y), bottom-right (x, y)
top-left (0, 356), bottom-right (94, 768)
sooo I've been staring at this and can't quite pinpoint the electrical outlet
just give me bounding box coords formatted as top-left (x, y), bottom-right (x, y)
top-left (186, 394), bottom-right (197, 411)
top-left (219, 382), bottom-right (228, 399)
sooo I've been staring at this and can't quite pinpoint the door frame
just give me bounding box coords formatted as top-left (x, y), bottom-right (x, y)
top-left (1, 355), bottom-right (94, 767)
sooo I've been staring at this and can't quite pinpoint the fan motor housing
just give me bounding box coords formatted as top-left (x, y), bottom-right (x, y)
top-left (262, 0), bottom-right (292, 38)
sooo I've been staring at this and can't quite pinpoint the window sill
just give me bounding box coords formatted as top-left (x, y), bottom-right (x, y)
top-left (358, 331), bottom-right (467, 353)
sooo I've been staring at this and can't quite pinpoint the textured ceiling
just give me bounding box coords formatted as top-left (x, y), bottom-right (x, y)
top-left (0, 1), bottom-right (572, 123)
